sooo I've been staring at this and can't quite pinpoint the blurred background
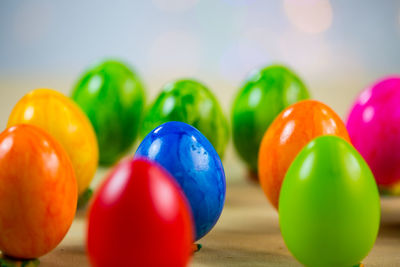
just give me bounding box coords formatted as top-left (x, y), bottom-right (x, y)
top-left (1, 0), bottom-right (400, 129)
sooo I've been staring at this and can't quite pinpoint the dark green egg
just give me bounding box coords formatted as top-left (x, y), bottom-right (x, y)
top-left (71, 60), bottom-right (145, 165)
top-left (141, 79), bottom-right (229, 158)
top-left (232, 65), bottom-right (309, 174)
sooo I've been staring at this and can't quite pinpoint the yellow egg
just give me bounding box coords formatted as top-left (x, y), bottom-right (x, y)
top-left (8, 88), bottom-right (98, 195)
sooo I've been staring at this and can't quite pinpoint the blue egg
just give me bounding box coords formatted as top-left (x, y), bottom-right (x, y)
top-left (135, 121), bottom-right (226, 241)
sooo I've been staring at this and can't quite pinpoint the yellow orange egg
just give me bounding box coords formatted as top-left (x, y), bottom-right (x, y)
top-left (0, 124), bottom-right (77, 258)
top-left (8, 89), bottom-right (98, 195)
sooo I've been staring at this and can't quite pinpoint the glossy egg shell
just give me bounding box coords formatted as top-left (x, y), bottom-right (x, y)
top-left (258, 100), bottom-right (350, 209)
top-left (0, 124), bottom-right (77, 259)
top-left (8, 88), bottom-right (98, 195)
top-left (72, 60), bottom-right (146, 165)
top-left (87, 158), bottom-right (194, 267)
top-left (135, 121), bottom-right (226, 241)
top-left (279, 135), bottom-right (380, 267)
top-left (141, 79), bottom-right (229, 158)
top-left (346, 76), bottom-right (400, 187)
top-left (232, 65), bottom-right (309, 173)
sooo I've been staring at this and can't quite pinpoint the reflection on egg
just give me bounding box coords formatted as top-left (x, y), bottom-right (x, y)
top-left (279, 135), bottom-right (380, 267)
top-left (258, 100), bottom-right (350, 209)
top-left (346, 76), bottom-right (400, 188)
top-left (135, 121), bottom-right (226, 241)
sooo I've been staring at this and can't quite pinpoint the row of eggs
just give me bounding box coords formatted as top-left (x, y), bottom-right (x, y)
top-left (73, 59), bottom-right (400, 193)
top-left (0, 117), bottom-right (223, 265)
top-left (0, 59), bottom-right (398, 266)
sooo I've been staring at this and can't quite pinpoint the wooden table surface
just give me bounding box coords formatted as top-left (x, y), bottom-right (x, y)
top-left (38, 153), bottom-right (400, 267)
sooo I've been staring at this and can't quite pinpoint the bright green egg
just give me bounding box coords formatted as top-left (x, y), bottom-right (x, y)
top-left (71, 60), bottom-right (145, 166)
top-left (140, 79), bottom-right (229, 158)
top-left (279, 135), bottom-right (380, 267)
top-left (232, 65), bottom-right (309, 174)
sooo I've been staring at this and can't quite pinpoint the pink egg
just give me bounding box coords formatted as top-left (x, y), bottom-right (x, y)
top-left (346, 76), bottom-right (400, 187)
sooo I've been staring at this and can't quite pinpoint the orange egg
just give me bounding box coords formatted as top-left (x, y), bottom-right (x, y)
top-left (8, 89), bottom-right (98, 195)
top-left (258, 100), bottom-right (350, 210)
top-left (0, 124), bottom-right (77, 259)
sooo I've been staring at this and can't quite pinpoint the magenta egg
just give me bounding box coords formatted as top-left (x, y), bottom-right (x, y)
top-left (346, 76), bottom-right (400, 187)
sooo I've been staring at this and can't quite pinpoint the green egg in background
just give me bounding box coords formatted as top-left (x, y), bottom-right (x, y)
top-left (71, 59), bottom-right (146, 166)
top-left (141, 79), bottom-right (229, 158)
top-left (232, 65), bottom-right (309, 174)
top-left (279, 135), bottom-right (380, 267)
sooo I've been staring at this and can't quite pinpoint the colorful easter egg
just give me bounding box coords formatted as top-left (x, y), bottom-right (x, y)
top-left (0, 124), bottom-right (77, 259)
top-left (279, 135), bottom-right (380, 267)
top-left (87, 158), bottom-right (193, 267)
top-left (258, 100), bottom-right (350, 209)
top-left (141, 79), bottom-right (229, 158)
top-left (72, 59), bottom-right (146, 165)
top-left (232, 65), bottom-right (309, 174)
top-left (135, 121), bottom-right (226, 241)
top-left (346, 76), bottom-right (400, 188)
top-left (8, 88), bottom-right (98, 196)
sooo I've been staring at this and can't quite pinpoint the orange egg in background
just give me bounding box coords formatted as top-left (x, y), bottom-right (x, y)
top-left (0, 124), bottom-right (77, 259)
top-left (7, 88), bottom-right (99, 196)
top-left (258, 100), bottom-right (350, 210)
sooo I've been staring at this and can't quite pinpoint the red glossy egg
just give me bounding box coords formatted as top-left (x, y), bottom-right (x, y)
top-left (87, 158), bottom-right (194, 267)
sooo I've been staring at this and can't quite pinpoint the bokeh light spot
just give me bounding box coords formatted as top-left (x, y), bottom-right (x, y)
top-left (283, 0), bottom-right (333, 34)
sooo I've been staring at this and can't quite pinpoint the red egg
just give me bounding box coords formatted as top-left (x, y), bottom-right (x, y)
top-left (87, 158), bottom-right (194, 267)
top-left (0, 124), bottom-right (77, 259)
